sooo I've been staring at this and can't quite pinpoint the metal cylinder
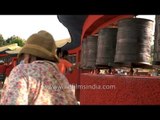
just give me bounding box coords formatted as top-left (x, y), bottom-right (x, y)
top-left (86, 35), bottom-right (98, 68)
top-left (96, 28), bottom-right (118, 67)
top-left (80, 38), bottom-right (87, 68)
top-left (114, 18), bottom-right (153, 68)
top-left (153, 15), bottom-right (160, 65)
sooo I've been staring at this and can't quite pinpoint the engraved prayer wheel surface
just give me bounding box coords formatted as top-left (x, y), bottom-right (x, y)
top-left (114, 18), bottom-right (153, 68)
top-left (153, 15), bottom-right (160, 66)
top-left (96, 28), bottom-right (118, 67)
top-left (86, 35), bottom-right (98, 68)
top-left (80, 38), bottom-right (87, 68)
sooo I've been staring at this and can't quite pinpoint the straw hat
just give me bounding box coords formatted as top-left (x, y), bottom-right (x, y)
top-left (18, 30), bottom-right (59, 62)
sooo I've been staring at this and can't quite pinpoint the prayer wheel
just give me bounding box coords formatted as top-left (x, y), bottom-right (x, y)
top-left (153, 15), bottom-right (160, 65)
top-left (80, 38), bottom-right (87, 68)
top-left (86, 35), bottom-right (98, 68)
top-left (96, 28), bottom-right (118, 67)
top-left (114, 18), bottom-right (153, 68)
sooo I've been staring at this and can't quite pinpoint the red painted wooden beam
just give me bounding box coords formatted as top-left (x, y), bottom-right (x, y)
top-left (81, 15), bottom-right (134, 40)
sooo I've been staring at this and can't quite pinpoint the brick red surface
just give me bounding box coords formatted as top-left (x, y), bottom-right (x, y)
top-left (66, 68), bottom-right (80, 100)
top-left (66, 69), bottom-right (80, 85)
top-left (80, 73), bottom-right (160, 105)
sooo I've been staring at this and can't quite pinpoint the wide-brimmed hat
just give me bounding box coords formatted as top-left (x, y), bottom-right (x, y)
top-left (18, 30), bottom-right (59, 62)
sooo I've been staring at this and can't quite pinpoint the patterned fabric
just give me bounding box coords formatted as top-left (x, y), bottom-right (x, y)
top-left (0, 60), bottom-right (77, 105)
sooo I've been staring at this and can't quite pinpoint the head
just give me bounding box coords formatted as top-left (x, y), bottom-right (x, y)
top-left (18, 30), bottom-right (59, 63)
top-left (56, 48), bottom-right (62, 58)
top-left (62, 50), bottom-right (69, 59)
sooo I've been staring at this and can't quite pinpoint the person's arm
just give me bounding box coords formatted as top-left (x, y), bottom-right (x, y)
top-left (0, 65), bottom-right (28, 105)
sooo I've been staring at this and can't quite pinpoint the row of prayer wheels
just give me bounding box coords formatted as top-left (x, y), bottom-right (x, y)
top-left (80, 17), bottom-right (154, 69)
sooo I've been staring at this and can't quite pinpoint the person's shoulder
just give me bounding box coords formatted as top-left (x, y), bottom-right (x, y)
top-left (62, 59), bottom-right (72, 67)
top-left (42, 60), bottom-right (60, 71)
top-left (8, 63), bottom-right (27, 76)
top-left (13, 63), bottom-right (25, 70)
top-left (58, 58), bottom-right (68, 64)
top-left (60, 58), bottom-right (69, 62)
top-left (59, 58), bottom-right (64, 62)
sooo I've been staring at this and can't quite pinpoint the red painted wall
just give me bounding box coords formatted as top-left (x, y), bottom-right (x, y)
top-left (80, 73), bottom-right (160, 105)
top-left (66, 68), bottom-right (80, 100)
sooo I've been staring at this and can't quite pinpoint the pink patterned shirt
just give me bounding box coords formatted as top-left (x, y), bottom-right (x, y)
top-left (0, 60), bottom-right (77, 105)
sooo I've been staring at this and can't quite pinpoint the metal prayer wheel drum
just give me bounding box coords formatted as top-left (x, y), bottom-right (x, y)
top-left (114, 18), bottom-right (153, 68)
top-left (80, 38), bottom-right (87, 68)
top-left (96, 28), bottom-right (118, 67)
top-left (86, 35), bottom-right (98, 68)
top-left (153, 15), bottom-right (160, 66)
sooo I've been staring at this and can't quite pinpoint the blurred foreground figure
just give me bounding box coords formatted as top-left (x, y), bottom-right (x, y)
top-left (0, 30), bottom-right (77, 105)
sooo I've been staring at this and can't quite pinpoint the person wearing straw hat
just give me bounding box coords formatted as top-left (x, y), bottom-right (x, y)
top-left (0, 30), bottom-right (77, 105)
